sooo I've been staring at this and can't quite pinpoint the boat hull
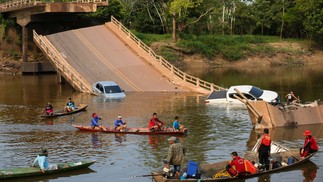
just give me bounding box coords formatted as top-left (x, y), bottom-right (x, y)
top-left (0, 160), bottom-right (95, 179)
top-left (152, 151), bottom-right (316, 181)
top-left (41, 104), bottom-right (88, 118)
top-left (73, 125), bottom-right (187, 135)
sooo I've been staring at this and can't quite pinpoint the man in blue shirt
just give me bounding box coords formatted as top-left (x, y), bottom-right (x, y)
top-left (91, 113), bottom-right (106, 130)
top-left (173, 116), bottom-right (184, 132)
top-left (64, 98), bottom-right (75, 112)
top-left (114, 115), bottom-right (127, 131)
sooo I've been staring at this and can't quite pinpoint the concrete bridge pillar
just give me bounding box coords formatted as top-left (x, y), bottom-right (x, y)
top-left (17, 16), bottom-right (31, 62)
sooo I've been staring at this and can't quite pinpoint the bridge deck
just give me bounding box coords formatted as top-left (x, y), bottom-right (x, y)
top-left (46, 25), bottom-right (186, 92)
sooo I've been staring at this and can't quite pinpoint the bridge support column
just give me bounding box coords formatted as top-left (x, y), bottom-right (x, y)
top-left (58, 74), bottom-right (66, 84)
top-left (17, 16), bottom-right (31, 62)
top-left (22, 25), bottom-right (28, 62)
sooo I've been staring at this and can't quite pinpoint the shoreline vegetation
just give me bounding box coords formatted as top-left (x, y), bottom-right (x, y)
top-left (0, 33), bottom-right (322, 75)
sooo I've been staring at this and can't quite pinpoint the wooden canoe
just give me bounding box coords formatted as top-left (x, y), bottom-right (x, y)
top-left (152, 150), bottom-right (317, 182)
top-left (0, 160), bottom-right (95, 179)
top-left (41, 104), bottom-right (88, 118)
top-left (73, 125), bottom-right (188, 135)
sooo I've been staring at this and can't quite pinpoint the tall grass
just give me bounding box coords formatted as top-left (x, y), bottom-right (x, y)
top-left (131, 32), bottom-right (305, 62)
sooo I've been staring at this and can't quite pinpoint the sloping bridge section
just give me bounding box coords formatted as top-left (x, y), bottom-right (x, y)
top-left (33, 16), bottom-right (225, 94)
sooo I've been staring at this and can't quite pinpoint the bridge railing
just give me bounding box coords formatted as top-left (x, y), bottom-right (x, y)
top-left (0, 0), bottom-right (108, 12)
top-left (110, 16), bottom-right (225, 92)
top-left (33, 30), bottom-right (93, 94)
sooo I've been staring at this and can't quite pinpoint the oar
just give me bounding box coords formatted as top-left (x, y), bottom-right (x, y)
top-left (132, 173), bottom-right (163, 178)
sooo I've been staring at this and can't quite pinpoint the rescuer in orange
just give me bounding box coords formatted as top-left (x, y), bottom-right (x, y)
top-left (300, 130), bottom-right (319, 158)
top-left (257, 128), bottom-right (271, 170)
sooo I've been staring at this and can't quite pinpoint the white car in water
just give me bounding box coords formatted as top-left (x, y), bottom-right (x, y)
top-left (205, 85), bottom-right (279, 104)
top-left (92, 81), bottom-right (126, 99)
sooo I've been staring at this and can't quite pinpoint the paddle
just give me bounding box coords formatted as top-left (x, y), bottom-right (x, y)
top-left (132, 173), bottom-right (163, 178)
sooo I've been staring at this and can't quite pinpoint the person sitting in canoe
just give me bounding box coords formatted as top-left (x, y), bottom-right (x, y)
top-left (64, 98), bottom-right (75, 112)
top-left (44, 102), bottom-right (53, 115)
top-left (226, 151), bottom-right (246, 177)
top-left (148, 112), bottom-right (165, 131)
top-left (91, 113), bottom-right (106, 131)
top-left (114, 115), bottom-right (127, 131)
top-left (172, 116), bottom-right (185, 132)
top-left (300, 130), bottom-right (319, 159)
top-left (31, 148), bottom-right (57, 173)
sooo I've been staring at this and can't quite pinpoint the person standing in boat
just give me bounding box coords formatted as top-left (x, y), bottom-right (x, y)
top-left (300, 130), bottom-right (319, 159)
top-left (172, 116), bottom-right (184, 132)
top-left (285, 91), bottom-right (299, 104)
top-left (148, 112), bottom-right (165, 131)
top-left (91, 113), bottom-right (106, 131)
top-left (114, 115), bottom-right (127, 131)
top-left (44, 102), bottom-right (53, 115)
top-left (64, 98), bottom-right (75, 112)
top-left (257, 128), bottom-right (271, 170)
top-left (164, 136), bottom-right (185, 178)
top-left (31, 148), bottom-right (57, 173)
top-left (226, 151), bottom-right (246, 177)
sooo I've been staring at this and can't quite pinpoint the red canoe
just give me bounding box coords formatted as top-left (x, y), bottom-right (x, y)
top-left (73, 125), bottom-right (187, 135)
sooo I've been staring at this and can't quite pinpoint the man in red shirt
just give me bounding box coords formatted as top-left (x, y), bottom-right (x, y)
top-left (300, 130), bottom-right (319, 158)
top-left (226, 151), bottom-right (246, 177)
top-left (148, 113), bottom-right (165, 131)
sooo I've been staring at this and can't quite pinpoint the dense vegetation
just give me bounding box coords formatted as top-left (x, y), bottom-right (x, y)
top-left (0, 0), bottom-right (321, 62)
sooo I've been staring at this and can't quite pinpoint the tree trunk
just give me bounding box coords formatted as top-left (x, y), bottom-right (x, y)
top-left (222, 0), bottom-right (225, 35)
top-left (172, 15), bottom-right (176, 43)
top-left (280, 0), bottom-right (285, 39)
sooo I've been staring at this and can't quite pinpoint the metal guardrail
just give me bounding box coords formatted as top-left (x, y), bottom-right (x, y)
top-left (33, 30), bottom-right (93, 94)
top-left (0, 0), bottom-right (108, 12)
top-left (110, 16), bottom-right (225, 92)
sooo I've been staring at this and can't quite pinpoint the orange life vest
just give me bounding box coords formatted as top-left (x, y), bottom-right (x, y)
top-left (261, 134), bottom-right (271, 147)
top-left (244, 160), bottom-right (257, 174)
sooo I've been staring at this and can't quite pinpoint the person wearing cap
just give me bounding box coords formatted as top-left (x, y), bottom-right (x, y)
top-left (64, 98), bottom-right (75, 112)
top-left (164, 136), bottom-right (184, 178)
top-left (257, 128), bottom-right (271, 170)
top-left (114, 115), bottom-right (127, 131)
top-left (148, 113), bottom-right (165, 131)
top-left (91, 113), bottom-right (106, 131)
top-left (300, 130), bottom-right (319, 159)
top-left (44, 102), bottom-right (53, 115)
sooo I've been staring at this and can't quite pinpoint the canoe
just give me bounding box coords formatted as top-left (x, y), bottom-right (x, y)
top-left (0, 160), bottom-right (95, 179)
top-left (152, 150), bottom-right (316, 182)
top-left (41, 104), bottom-right (88, 118)
top-left (73, 125), bottom-right (188, 135)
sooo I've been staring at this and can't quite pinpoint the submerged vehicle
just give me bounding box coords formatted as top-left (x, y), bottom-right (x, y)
top-left (92, 81), bottom-right (126, 99)
top-left (205, 85), bottom-right (279, 104)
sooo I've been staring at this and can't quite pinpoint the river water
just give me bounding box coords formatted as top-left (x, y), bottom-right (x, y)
top-left (0, 65), bottom-right (322, 182)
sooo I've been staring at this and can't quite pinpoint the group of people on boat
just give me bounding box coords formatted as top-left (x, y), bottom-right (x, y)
top-left (88, 112), bottom-right (185, 133)
top-left (44, 98), bottom-right (76, 115)
top-left (161, 127), bottom-right (319, 180)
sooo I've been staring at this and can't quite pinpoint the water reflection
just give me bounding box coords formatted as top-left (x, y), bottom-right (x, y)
top-left (302, 161), bottom-right (318, 182)
top-left (114, 133), bottom-right (126, 143)
top-left (0, 71), bottom-right (323, 182)
top-left (91, 133), bottom-right (102, 148)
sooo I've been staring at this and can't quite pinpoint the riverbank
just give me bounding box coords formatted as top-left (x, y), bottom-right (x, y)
top-left (0, 36), bottom-right (322, 75)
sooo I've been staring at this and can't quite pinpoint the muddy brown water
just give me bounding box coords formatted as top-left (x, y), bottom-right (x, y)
top-left (0, 65), bottom-right (322, 182)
